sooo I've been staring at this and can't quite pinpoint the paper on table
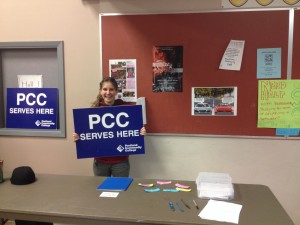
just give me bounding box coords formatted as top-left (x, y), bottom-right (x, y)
top-left (99, 192), bottom-right (119, 198)
top-left (199, 200), bottom-right (242, 224)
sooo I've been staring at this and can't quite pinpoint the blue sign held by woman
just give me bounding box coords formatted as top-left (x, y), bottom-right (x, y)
top-left (73, 105), bottom-right (145, 159)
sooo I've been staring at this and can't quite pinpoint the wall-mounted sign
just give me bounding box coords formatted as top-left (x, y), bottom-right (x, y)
top-left (73, 105), bottom-right (145, 159)
top-left (6, 88), bottom-right (58, 129)
top-left (17, 75), bottom-right (43, 88)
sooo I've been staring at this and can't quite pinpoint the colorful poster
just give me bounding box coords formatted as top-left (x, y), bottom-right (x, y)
top-left (73, 105), bottom-right (145, 159)
top-left (192, 87), bottom-right (238, 116)
top-left (6, 88), bottom-right (58, 129)
top-left (109, 59), bottom-right (137, 102)
top-left (152, 46), bottom-right (183, 92)
top-left (257, 48), bottom-right (281, 79)
top-left (258, 80), bottom-right (300, 128)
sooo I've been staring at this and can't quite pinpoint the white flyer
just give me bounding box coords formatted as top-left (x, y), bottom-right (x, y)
top-left (219, 40), bottom-right (245, 71)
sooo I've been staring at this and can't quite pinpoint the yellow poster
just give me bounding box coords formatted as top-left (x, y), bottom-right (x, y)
top-left (258, 80), bottom-right (300, 128)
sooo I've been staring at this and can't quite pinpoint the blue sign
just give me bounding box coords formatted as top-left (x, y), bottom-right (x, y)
top-left (73, 105), bottom-right (145, 159)
top-left (6, 88), bottom-right (58, 129)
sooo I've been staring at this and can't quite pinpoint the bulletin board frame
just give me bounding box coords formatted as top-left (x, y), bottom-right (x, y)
top-left (0, 41), bottom-right (66, 137)
top-left (100, 8), bottom-right (300, 139)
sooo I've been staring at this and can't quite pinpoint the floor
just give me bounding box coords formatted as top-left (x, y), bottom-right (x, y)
top-left (5, 222), bottom-right (14, 225)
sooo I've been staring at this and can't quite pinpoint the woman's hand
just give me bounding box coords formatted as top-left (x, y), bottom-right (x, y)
top-left (73, 132), bottom-right (80, 142)
top-left (140, 127), bottom-right (147, 136)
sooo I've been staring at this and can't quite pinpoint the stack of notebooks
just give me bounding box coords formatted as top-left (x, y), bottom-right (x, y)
top-left (196, 172), bottom-right (234, 200)
top-left (97, 177), bottom-right (133, 191)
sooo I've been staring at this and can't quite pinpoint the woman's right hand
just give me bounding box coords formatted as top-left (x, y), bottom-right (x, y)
top-left (73, 132), bottom-right (80, 142)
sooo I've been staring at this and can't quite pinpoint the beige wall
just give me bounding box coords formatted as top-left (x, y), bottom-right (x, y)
top-left (0, 1), bottom-right (299, 225)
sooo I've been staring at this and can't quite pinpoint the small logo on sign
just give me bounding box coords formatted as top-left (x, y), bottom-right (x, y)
top-left (117, 145), bottom-right (124, 152)
top-left (35, 120), bottom-right (55, 127)
top-left (35, 120), bottom-right (42, 126)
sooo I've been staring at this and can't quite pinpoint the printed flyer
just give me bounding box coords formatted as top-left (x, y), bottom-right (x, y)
top-left (257, 48), bottom-right (281, 79)
top-left (219, 40), bottom-right (245, 71)
top-left (152, 46), bottom-right (183, 92)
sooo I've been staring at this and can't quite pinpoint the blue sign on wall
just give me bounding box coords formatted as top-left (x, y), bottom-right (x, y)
top-left (73, 105), bottom-right (145, 159)
top-left (6, 88), bottom-right (58, 129)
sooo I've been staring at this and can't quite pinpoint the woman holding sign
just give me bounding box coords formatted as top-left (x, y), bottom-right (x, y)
top-left (73, 77), bottom-right (146, 177)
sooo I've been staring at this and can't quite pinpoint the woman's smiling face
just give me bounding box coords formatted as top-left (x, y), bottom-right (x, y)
top-left (100, 81), bottom-right (117, 105)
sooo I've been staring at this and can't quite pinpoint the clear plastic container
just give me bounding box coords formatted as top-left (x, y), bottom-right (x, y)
top-left (196, 172), bottom-right (234, 200)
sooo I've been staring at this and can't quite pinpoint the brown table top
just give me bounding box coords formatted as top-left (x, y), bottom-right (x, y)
top-left (0, 173), bottom-right (295, 225)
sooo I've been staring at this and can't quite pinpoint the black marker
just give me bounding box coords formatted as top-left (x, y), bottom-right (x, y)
top-left (181, 199), bottom-right (190, 209)
top-left (193, 199), bottom-right (199, 210)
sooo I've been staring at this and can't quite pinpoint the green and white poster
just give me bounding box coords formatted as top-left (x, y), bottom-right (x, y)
top-left (258, 80), bottom-right (300, 128)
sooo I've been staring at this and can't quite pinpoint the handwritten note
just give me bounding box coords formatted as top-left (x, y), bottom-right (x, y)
top-left (258, 80), bottom-right (300, 128)
top-left (219, 40), bottom-right (245, 71)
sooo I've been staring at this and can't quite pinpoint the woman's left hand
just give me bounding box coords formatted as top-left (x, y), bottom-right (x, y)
top-left (140, 127), bottom-right (146, 135)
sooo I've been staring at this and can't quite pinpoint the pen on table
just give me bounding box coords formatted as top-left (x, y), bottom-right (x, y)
top-left (169, 201), bottom-right (175, 211)
top-left (181, 199), bottom-right (190, 209)
top-left (192, 199), bottom-right (199, 210)
top-left (176, 201), bottom-right (185, 212)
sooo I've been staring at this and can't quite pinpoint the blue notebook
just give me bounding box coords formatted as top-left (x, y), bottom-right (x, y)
top-left (97, 177), bottom-right (134, 191)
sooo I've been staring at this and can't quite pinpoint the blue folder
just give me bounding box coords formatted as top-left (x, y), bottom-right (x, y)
top-left (97, 177), bottom-right (134, 191)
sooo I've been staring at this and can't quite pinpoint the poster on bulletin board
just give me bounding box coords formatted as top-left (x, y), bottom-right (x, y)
top-left (152, 46), bottom-right (183, 92)
top-left (258, 80), bottom-right (300, 128)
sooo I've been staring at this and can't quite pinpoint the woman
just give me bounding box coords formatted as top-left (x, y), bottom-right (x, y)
top-left (73, 77), bottom-right (146, 177)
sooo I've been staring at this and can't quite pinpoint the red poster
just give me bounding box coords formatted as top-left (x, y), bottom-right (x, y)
top-left (152, 46), bottom-right (183, 92)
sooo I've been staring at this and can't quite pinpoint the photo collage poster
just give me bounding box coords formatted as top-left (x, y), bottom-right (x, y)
top-left (109, 59), bottom-right (137, 102)
top-left (152, 46), bottom-right (183, 92)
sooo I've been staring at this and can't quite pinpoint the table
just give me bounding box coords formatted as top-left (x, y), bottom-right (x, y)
top-left (0, 173), bottom-right (295, 225)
